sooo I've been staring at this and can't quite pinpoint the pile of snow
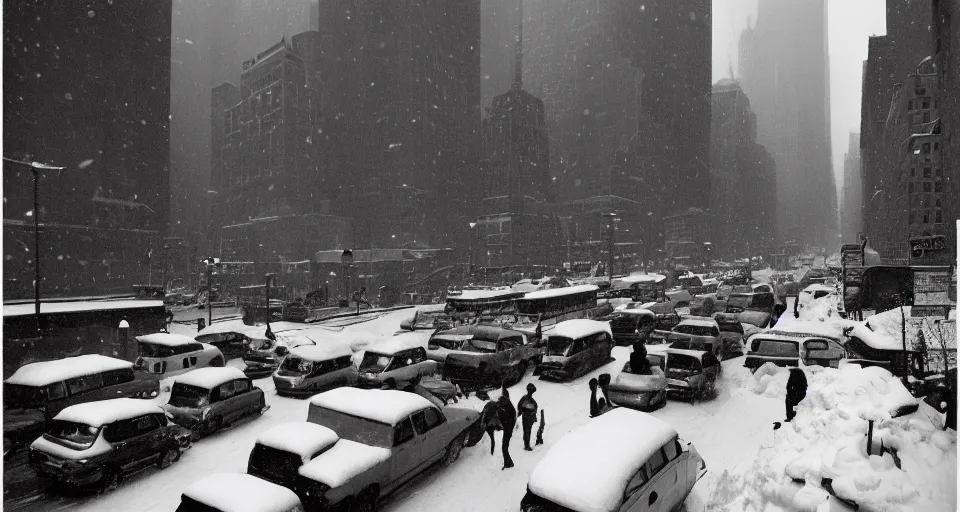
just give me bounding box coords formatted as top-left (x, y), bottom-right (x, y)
top-left (795, 294), bottom-right (843, 324)
top-left (732, 363), bottom-right (956, 511)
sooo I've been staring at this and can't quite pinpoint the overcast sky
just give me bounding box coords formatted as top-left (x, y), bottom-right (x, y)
top-left (712, 0), bottom-right (887, 197)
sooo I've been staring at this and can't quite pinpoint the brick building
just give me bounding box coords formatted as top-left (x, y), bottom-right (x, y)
top-left (841, 133), bottom-right (863, 243)
top-left (3, 0), bottom-right (171, 299)
top-left (663, 208), bottom-right (709, 267)
top-left (709, 79), bottom-right (777, 260)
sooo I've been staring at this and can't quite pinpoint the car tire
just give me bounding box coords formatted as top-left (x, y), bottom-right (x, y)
top-left (442, 433), bottom-right (466, 466)
top-left (157, 445), bottom-right (179, 469)
top-left (203, 416), bottom-right (222, 438)
top-left (210, 356), bottom-right (225, 367)
top-left (350, 486), bottom-right (378, 512)
top-left (99, 467), bottom-right (121, 493)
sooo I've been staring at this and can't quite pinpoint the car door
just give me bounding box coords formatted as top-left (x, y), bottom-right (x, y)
top-left (232, 378), bottom-right (258, 417)
top-left (108, 415), bottom-right (162, 472)
top-left (389, 416), bottom-right (420, 488)
top-left (216, 380), bottom-right (240, 422)
top-left (621, 445), bottom-right (682, 512)
top-left (409, 407), bottom-right (448, 470)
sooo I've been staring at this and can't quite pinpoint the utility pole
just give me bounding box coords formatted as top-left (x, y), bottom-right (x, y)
top-left (265, 273), bottom-right (277, 338)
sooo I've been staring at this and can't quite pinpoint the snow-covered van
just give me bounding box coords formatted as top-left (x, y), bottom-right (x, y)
top-left (440, 325), bottom-right (542, 389)
top-left (4, 355), bottom-right (159, 459)
top-left (273, 345), bottom-right (358, 397)
top-left (297, 388), bottom-right (481, 510)
top-left (29, 398), bottom-right (191, 489)
top-left (356, 337), bottom-right (438, 390)
top-left (177, 473), bottom-right (304, 512)
top-left (521, 408), bottom-right (706, 512)
top-left (660, 349), bottom-right (722, 401)
top-left (163, 367), bottom-right (269, 438)
top-left (539, 319), bottom-right (614, 381)
top-left (247, 422), bottom-right (340, 489)
top-left (135, 333), bottom-right (224, 377)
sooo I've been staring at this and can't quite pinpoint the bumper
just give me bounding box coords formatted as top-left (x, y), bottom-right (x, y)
top-left (356, 377), bottom-right (383, 389)
top-left (606, 389), bottom-right (661, 409)
top-left (275, 385), bottom-right (318, 397)
top-left (243, 361), bottom-right (279, 378)
top-left (666, 379), bottom-right (695, 397)
top-left (165, 409), bottom-right (203, 431)
top-left (537, 365), bottom-right (570, 381)
top-left (29, 456), bottom-right (101, 485)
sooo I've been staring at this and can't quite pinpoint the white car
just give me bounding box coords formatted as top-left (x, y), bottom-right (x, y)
top-left (247, 422), bottom-right (340, 489)
top-left (522, 408), bottom-right (706, 512)
top-left (135, 333), bottom-right (224, 377)
top-left (177, 472), bottom-right (304, 512)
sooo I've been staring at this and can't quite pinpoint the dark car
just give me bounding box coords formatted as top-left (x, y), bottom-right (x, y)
top-left (5, 355), bottom-right (160, 460)
top-left (243, 334), bottom-right (316, 378)
top-left (712, 313), bottom-right (745, 359)
top-left (441, 325), bottom-right (543, 388)
top-left (163, 367), bottom-right (269, 438)
top-left (725, 291), bottom-right (776, 315)
top-left (608, 309), bottom-right (657, 345)
top-left (28, 398), bottom-right (191, 489)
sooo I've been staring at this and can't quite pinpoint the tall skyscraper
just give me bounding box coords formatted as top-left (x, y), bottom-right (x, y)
top-left (739, 0), bottom-right (837, 248)
top-left (841, 133), bottom-right (863, 243)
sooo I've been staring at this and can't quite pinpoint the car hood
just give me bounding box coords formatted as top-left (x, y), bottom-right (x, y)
top-left (297, 439), bottom-right (391, 488)
top-left (610, 370), bottom-right (667, 392)
top-left (442, 406), bottom-right (481, 427)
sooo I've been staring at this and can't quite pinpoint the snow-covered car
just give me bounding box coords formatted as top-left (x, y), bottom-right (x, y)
top-left (247, 422), bottom-right (340, 489)
top-left (661, 349), bottom-right (722, 401)
top-left (427, 327), bottom-right (475, 367)
top-left (297, 388), bottom-right (481, 510)
top-left (273, 345), bottom-right (358, 397)
top-left (539, 320), bottom-right (615, 382)
top-left (605, 357), bottom-right (668, 411)
top-left (667, 317), bottom-right (722, 357)
top-left (29, 398), bottom-right (191, 489)
top-left (743, 331), bottom-right (845, 372)
top-left (440, 325), bottom-right (542, 388)
top-left (243, 333), bottom-right (317, 378)
top-left (521, 408), bottom-right (706, 512)
top-left (135, 333), bottom-right (225, 377)
top-left (4, 355), bottom-right (160, 458)
top-left (176, 472), bottom-right (304, 512)
top-left (396, 305), bottom-right (452, 334)
top-left (608, 308), bottom-right (656, 346)
top-left (712, 313), bottom-right (745, 359)
top-left (163, 367), bottom-right (269, 438)
top-left (796, 283), bottom-right (840, 315)
top-left (356, 337), bottom-right (438, 390)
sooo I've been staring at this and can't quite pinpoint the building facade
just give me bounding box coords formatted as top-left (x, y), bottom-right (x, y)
top-left (841, 133), bottom-right (863, 243)
top-left (738, 0), bottom-right (837, 248)
top-left (663, 208), bottom-right (709, 267)
top-left (709, 79), bottom-right (777, 260)
top-left (932, 0), bottom-right (958, 263)
top-left (3, 0), bottom-right (171, 299)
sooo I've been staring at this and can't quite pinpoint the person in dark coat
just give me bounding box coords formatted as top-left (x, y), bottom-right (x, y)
top-left (589, 378), bottom-right (600, 417)
top-left (630, 342), bottom-right (651, 375)
top-left (597, 374), bottom-right (612, 412)
top-left (785, 368), bottom-right (808, 422)
top-left (517, 383), bottom-right (539, 451)
top-left (479, 400), bottom-right (502, 455)
top-left (496, 387), bottom-right (517, 469)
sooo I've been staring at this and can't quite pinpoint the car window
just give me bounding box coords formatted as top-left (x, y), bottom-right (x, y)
top-left (65, 373), bottom-right (104, 395)
top-left (234, 379), bottom-right (251, 394)
top-left (414, 348), bottom-right (427, 363)
top-left (623, 465), bottom-right (649, 498)
top-left (422, 407), bottom-right (445, 429)
top-left (104, 418), bottom-right (139, 442)
top-left (337, 356), bottom-right (354, 370)
top-left (703, 353), bottom-right (720, 368)
top-left (664, 439), bottom-right (679, 461)
top-left (411, 410), bottom-right (428, 434)
top-left (101, 368), bottom-right (135, 386)
top-left (219, 380), bottom-right (237, 400)
top-left (187, 343), bottom-right (204, 352)
top-left (134, 414), bottom-right (161, 435)
top-left (646, 447), bottom-right (667, 476)
top-left (46, 382), bottom-right (68, 401)
top-left (393, 417), bottom-right (415, 446)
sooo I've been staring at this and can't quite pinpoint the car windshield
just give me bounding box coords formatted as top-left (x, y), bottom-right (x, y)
top-left (673, 325), bottom-right (718, 337)
top-left (44, 420), bottom-right (100, 449)
top-left (428, 336), bottom-right (467, 350)
top-left (278, 356), bottom-right (313, 375)
top-left (461, 339), bottom-right (497, 353)
top-left (727, 294), bottom-right (750, 309)
top-left (359, 353), bottom-right (392, 373)
top-left (667, 354), bottom-right (702, 377)
top-left (309, 407), bottom-right (393, 448)
top-left (139, 342), bottom-right (176, 358)
top-left (248, 444), bottom-right (304, 486)
top-left (4, 384), bottom-right (47, 409)
top-left (758, 340), bottom-right (800, 357)
top-left (414, 312), bottom-right (448, 329)
top-left (546, 337), bottom-right (574, 357)
top-left (168, 383), bottom-right (210, 408)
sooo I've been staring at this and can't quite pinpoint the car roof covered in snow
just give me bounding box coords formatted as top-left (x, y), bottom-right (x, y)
top-left (617, 273), bottom-right (666, 284)
top-left (447, 288), bottom-right (522, 301)
top-left (309, 388), bottom-right (434, 426)
top-left (616, 307), bottom-right (655, 317)
top-left (521, 284), bottom-right (598, 300)
top-left (174, 367), bottom-right (247, 389)
top-left (665, 347), bottom-right (711, 359)
top-left (802, 283), bottom-right (836, 294)
top-left (289, 345), bottom-right (354, 362)
top-left (256, 422), bottom-right (340, 459)
top-left (766, 319), bottom-right (844, 339)
top-left (363, 335), bottom-right (425, 355)
top-left (845, 323), bottom-right (905, 351)
top-left (181, 472), bottom-right (301, 512)
top-left (54, 398), bottom-right (164, 427)
top-left (298, 438), bottom-right (392, 488)
top-left (675, 317), bottom-right (719, 328)
top-left (136, 332), bottom-right (199, 347)
top-left (5, 354), bottom-right (134, 387)
top-left (528, 408), bottom-right (677, 512)
top-left (549, 319), bottom-right (611, 340)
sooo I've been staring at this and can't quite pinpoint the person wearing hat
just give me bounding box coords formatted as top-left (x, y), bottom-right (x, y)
top-left (517, 383), bottom-right (539, 451)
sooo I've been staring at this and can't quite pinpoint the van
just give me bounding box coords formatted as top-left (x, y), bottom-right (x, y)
top-left (135, 333), bottom-right (224, 377)
top-left (538, 319), bottom-right (614, 381)
top-left (4, 355), bottom-right (160, 457)
top-left (356, 337), bottom-right (438, 390)
top-left (743, 331), bottom-right (845, 371)
top-left (272, 346), bottom-right (358, 397)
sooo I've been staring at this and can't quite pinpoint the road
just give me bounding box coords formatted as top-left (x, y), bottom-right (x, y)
top-left (3, 307), bottom-right (783, 512)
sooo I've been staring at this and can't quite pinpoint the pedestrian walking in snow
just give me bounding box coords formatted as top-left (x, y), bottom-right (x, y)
top-left (517, 383), bottom-right (539, 451)
top-left (497, 386), bottom-right (517, 469)
top-left (784, 368), bottom-right (808, 422)
top-left (589, 378), bottom-right (600, 417)
top-left (479, 400), bottom-right (502, 455)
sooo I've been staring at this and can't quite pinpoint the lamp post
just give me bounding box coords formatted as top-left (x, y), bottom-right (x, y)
top-left (201, 257), bottom-right (221, 329)
top-left (264, 273), bottom-right (277, 339)
top-left (3, 157), bottom-right (65, 335)
top-left (468, 222), bottom-right (477, 287)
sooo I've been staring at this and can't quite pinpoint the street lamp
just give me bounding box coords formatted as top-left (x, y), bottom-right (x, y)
top-left (468, 222), bottom-right (477, 286)
top-left (3, 157), bottom-right (65, 335)
top-left (201, 257), bottom-right (221, 329)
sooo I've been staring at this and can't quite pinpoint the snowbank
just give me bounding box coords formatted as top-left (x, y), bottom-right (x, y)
top-left (732, 363), bottom-right (956, 511)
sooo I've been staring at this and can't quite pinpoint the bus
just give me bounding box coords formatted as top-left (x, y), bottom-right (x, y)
top-left (445, 288), bottom-right (525, 324)
top-left (514, 285), bottom-right (612, 326)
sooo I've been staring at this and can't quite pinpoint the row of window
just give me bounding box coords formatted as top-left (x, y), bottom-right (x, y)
top-left (909, 209), bottom-right (944, 225)
top-left (910, 166), bottom-right (943, 178)
top-left (908, 97), bottom-right (935, 112)
top-left (908, 181), bottom-right (944, 193)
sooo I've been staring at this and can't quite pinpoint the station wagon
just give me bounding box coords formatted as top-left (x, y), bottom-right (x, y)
top-left (356, 337), bottom-right (438, 390)
top-left (135, 333), bottom-right (224, 377)
top-left (539, 320), bottom-right (614, 382)
top-left (163, 367), bottom-right (269, 438)
top-left (273, 345), bottom-right (357, 397)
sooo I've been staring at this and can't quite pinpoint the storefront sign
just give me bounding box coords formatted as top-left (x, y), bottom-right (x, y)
top-left (913, 268), bottom-right (953, 306)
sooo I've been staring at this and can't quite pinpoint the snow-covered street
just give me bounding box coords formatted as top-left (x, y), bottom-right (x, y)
top-left (4, 306), bottom-right (796, 512)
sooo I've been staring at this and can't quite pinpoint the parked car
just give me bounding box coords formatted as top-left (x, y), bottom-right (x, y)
top-left (605, 356), bottom-right (668, 411)
top-left (608, 308), bottom-right (656, 346)
top-left (441, 325), bottom-right (542, 389)
top-left (796, 283), bottom-right (840, 315)
top-left (135, 333), bottom-right (224, 377)
top-left (661, 349), bottom-right (722, 401)
top-left (4, 355), bottom-right (160, 459)
top-left (177, 473), bottom-right (304, 512)
top-left (163, 367), bottom-right (269, 438)
top-left (712, 313), bottom-right (745, 359)
top-left (427, 327), bottom-right (476, 368)
top-left (539, 319), bottom-right (614, 382)
top-left (297, 388), bottom-right (481, 510)
top-left (29, 398), bottom-right (191, 489)
top-left (743, 330), bottom-right (845, 372)
top-left (521, 408), bottom-right (706, 512)
top-left (248, 422), bottom-right (340, 489)
top-left (397, 305), bottom-right (452, 334)
top-left (645, 302), bottom-right (683, 345)
top-left (725, 291), bottom-right (776, 315)
top-left (356, 337), bottom-right (438, 390)
top-left (243, 333), bottom-right (317, 378)
top-left (667, 317), bottom-right (722, 357)
top-left (273, 345), bottom-right (357, 397)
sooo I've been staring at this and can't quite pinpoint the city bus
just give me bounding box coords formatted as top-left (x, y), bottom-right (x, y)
top-left (514, 285), bottom-right (612, 327)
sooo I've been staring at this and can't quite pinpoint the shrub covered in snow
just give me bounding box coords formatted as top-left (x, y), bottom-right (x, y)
top-left (731, 363), bottom-right (956, 511)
